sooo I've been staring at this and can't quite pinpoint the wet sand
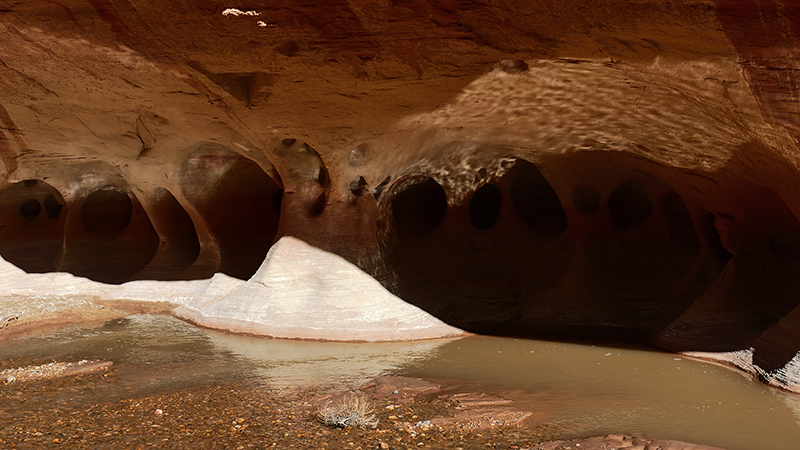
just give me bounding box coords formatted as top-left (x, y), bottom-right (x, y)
top-left (0, 366), bottom-right (559, 450)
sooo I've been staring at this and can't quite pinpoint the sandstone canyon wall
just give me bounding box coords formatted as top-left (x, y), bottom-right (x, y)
top-left (2, 0), bottom-right (800, 390)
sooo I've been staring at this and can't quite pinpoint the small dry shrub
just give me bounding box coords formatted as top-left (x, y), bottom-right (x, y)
top-left (316, 394), bottom-right (379, 428)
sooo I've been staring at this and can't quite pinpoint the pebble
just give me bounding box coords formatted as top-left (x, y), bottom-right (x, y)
top-left (0, 360), bottom-right (112, 383)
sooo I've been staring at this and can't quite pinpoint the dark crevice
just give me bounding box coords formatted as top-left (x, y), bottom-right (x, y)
top-left (44, 195), bottom-right (63, 219)
top-left (510, 160), bottom-right (568, 238)
top-left (19, 198), bottom-right (41, 220)
top-left (469, 184), bottom-right (502, 230)
top-left (81, 187), bottom-right (132, 233)
top-left (661, 191), bottom-right (700, 250)
top-left (391, 178), bottom-right (448, 235)
top-left (700, 209), bottom-right (731, 261)
top-left (310, 192), bottom-right (327, 216)
top-left (609, 180), bottom-right (652, 229)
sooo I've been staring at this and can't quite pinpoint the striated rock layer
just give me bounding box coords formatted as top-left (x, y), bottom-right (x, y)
top-left (0, 236), bottom-right (464, 341)
top-left (174, 236), bottom-right (464, 341)
top-left (2, 1), bottom-right (800, 390)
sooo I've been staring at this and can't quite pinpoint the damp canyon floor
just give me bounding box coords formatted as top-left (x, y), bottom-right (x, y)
top-left (1, 314), bottom-right (799, 450)
top-left (0, 375), bottom-right (564, 449)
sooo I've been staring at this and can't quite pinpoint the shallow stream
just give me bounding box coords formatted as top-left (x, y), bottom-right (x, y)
top-left (2, 314), bottom-right (798, 450)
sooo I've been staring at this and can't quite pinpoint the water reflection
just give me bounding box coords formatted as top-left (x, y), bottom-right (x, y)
top-left (2, 315), bottom-right (799, 450)
top-left (397, 336), bottom-right (800, 450)
top-left (0, 315), bottom-right (250, 399)
top-left (206, 329), bottom-right (456, 388)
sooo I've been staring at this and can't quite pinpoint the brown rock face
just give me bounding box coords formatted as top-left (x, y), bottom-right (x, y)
top-left (3, 1), bottom-right (800, 387)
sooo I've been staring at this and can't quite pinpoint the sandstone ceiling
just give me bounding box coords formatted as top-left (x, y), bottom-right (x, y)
top-left (2, 0), bottom-right (800, 387)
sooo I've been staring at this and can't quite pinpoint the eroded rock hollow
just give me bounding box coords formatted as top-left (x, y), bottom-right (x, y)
top-left (3, 0), bottom-right (800, 390)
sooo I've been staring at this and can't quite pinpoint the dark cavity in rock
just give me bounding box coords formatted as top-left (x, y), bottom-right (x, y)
top-left (470, 184), bottom-right (502, 230)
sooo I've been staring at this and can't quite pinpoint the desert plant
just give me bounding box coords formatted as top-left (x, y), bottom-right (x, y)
top-left (316, 394), bottom-right (379, 428)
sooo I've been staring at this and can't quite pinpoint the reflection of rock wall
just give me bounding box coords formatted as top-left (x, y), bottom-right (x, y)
top-left (4, 1), bottom-right (800, 389)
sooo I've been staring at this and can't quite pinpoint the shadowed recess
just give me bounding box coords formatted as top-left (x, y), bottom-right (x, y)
top-left (19, 198), bottom-right (41, 220)
top-left (309, 192), bottom-right (327, 217)
top-left (510, 160), bottom-right (568, 238)
top-left (0, 179), bottom-right (65, 273)
top-left (469, 184), bottom-right (503, 230)
top-left (390, 177), bottom-right (448, 236)
top-left (657, 183), bottom-right (800, 353)
top-left (81, 187), bottom-right (132, 233)
top-left (378, 161), bottom-right (574, 336)
top-left (573, 184), bottom-right (601, 213)
top-left (44, 195), bottom-right (63, 219)
top-left (698, 210), bottom-right (732, 276)
top-left (63, 184), bottom-right (159, 284)
top-left (134, 187), bottom-right (202, 280)
top-left (609, 180), bottom-right (653, 229)
top-left (661, 191), bottom-right (701, 250)
top-left (179, 143), bottom-right (282, 280)
top-left (376, 152), bottom-right (734, 342)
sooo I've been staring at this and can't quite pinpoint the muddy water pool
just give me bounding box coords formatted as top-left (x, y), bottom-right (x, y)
top-left (1, 314), bottom-right (799, 450)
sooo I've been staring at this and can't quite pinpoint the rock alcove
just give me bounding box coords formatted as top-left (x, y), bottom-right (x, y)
top-left (2, 0), bottom-right (800, 392)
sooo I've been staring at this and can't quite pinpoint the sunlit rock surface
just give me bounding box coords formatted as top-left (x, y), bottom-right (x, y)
top-left (174, 236), bottom-right (464, 341)
top-left (0, 237), bottom-right (463, 341)
top-left (2, 0), bottom-right (800, 389)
